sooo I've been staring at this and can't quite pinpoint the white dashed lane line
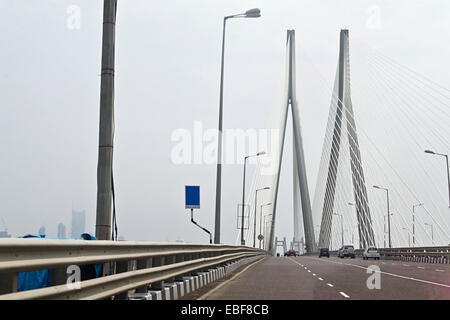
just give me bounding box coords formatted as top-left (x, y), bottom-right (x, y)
top-left (306, 257), bottom-right (450, 289)
top-left (418, 267), bottom-right (425, 270)
top-left (435, 269), bottom-right (444, 272)
top-left (287, 258), bottom-right (351, 300)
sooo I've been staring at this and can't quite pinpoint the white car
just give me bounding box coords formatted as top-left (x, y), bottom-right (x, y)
top-left (363, 247), bottom-right (380, 260)
top-left (338, 245), bottom-right (355, 258)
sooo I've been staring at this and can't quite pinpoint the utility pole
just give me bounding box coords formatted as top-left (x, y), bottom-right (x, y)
top-left (95, 0), bottom-right (117, 241)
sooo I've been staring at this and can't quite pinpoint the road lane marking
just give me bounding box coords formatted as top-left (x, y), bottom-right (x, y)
top-left (436, 269), bottom-right (444, 272)
top-left (418, 267), bottom-right (425, 269)
top-left (306, 257), bottom-right (450, 289)
top-left (327, 283), bottom-right (334, 287)
top-left (403, 264), bottom-right (410, 267)
top-left (340, 292), bottom-right (350, 298)
top-left (318, 277), bottom-right (323, 281)
top-left (307, 270), bottom-right (311, 273)
top-left (312, 273), bottom-right (316, 276)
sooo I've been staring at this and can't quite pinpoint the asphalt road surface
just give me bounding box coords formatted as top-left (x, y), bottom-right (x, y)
top-left (200, 256), bottom-right (450, 300)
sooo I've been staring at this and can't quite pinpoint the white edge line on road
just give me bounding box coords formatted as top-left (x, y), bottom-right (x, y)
top-left (340, 292), bottom-right (350, 298)
top-left (306, 257), bottom-right (450, 289)
top-left (197, 256), bottom-right (266, 300)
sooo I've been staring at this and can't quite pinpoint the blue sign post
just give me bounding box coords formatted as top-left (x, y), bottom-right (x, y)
top-left (185, 186), bottom-right (211, 244)
top-left (185, 186), bottom-right (200, 209)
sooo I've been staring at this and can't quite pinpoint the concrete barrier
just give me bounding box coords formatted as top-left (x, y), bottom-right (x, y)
top-left (134, 255), bottom-right (265, 300)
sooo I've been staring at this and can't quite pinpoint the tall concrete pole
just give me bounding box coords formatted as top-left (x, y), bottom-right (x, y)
top-left (95, 0), bottom-right (117, 241)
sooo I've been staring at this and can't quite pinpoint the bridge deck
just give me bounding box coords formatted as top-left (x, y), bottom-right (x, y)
top-left (200, 256), bottom-right (450, 300)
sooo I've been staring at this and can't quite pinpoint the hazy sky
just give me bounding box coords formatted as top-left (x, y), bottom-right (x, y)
top-left (0, 1), bottom-right (449, 246)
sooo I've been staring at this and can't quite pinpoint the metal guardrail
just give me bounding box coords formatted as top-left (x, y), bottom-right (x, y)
top-left (327, 246), bottom-right (450, 263)
top-left (0, 239), bottom-right (267, 300)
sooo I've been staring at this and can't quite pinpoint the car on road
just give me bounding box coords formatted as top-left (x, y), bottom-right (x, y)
top-left (318, 248), bottom-right (330, 258)
top-left (338, 245), bottom-right (355, 258)
top-left (284, 250), bottom-right (297, 257)
top-left (363, 247), bottom-right (380, 260)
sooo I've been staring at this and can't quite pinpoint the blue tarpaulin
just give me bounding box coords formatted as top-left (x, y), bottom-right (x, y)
top-left (17, 235), bottom-right (51, 292)
top-left (17, 233), bottom-right (102, 292)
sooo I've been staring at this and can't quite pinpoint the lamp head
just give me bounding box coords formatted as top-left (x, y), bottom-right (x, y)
top-left (245, 8), bottom-right (261, 17)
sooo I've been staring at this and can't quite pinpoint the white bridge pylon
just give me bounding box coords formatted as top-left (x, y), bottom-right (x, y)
top-left (316, 30), bottom-right (376, 249)
top-left (268, 30), bottom-right (317, 254)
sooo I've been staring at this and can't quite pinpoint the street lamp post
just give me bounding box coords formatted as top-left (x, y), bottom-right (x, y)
top-left (425, 150), bottom-right (450, 208)
top-left (347, 202), bottom-right (355, 246)
top-left (315, 225), bottom-right (320, 243)
top-left (425, 223), bottom-right (434, 245)
top-left (214, 8), bottom-right (262, 244)
top-left (373, 185), bottom-right (392, 248)
top-left (333, 213), bottom-right (344, 248)
top-left (259, 203), bottom-right (272, 249)
top-left (241, 152), bottom-right (266, 245)
top-left (402, 227), bottom-right (411, 247)
top-left (412, 203), bottom-right (423, 247)
top-left (263, 213), bottom-right (273, 250)
top-left (254, 188), bottom-right (270, 248)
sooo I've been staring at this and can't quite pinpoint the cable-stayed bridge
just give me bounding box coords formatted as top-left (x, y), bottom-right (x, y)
top-left (0, 2), bottom-right (449, 301)
top-left (240, 29), bottom-right (449, 255)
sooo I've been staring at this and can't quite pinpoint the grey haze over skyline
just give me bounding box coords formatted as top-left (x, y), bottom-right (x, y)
top-left (0, 1), bottom-right (449, 245)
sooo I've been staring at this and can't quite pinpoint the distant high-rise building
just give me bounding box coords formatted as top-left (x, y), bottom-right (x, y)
top-left (38, 225), bottom-right (46, 236)
top-left (57, 223), bottom-right (67, 239)
top-left (71, 210), bottom-right (86, 239)
top-left (0, 219), bottom-right (11, 238)
top-left (0, 230), bottom-right (11, 238)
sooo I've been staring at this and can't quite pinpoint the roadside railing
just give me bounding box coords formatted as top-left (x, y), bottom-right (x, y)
top-left (327, 246), bottom-right (450, 264)
top-left (0, 238), bottom-right (267, 300)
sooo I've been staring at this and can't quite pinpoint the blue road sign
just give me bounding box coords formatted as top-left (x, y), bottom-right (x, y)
top-left (185, 186), bottom-right (200, 209)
